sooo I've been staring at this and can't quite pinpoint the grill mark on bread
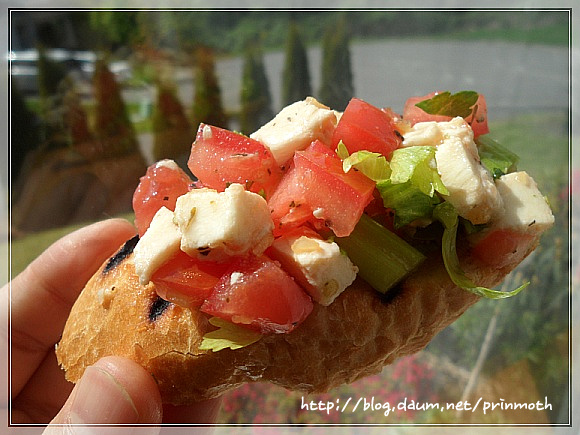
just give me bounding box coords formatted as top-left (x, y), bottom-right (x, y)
top-left (103, 235), bottom-right (139, 274)
top-left (149, 295), bottom-right (172, 322)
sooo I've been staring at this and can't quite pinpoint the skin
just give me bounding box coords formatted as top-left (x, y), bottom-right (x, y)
top-left (2, 218), bottom-right (222, 434)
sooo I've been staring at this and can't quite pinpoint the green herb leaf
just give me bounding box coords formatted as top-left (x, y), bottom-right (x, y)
top-left (199, 317), bottom-right (262, 352)
top-left (389, 146), bottom-right (448, 196)
top-left (415, 91), bottom-right (479, 119)
top-left (433, 202), bottom-right (529, 299)
top-left (337, 141), bottom-right (391, 181)
top-left (476, 135), bottom-right (520, 179)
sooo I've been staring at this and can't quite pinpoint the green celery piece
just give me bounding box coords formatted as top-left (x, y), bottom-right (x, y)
top-left (476, 135), bottom-right (520, 179)
top-left (433, 202), bottom-right (528, 299)
top-left (336, 214), bottom-right (426, 294)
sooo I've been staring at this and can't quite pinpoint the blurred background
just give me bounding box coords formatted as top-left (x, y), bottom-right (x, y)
top-left (6, 9), bottom-right (571, 426)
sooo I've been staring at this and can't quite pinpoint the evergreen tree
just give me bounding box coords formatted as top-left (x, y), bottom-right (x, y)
top-left (191, 46), bottom-right (228, 131)
top-left (152, 79), bottom-right (193, 162)
top-left (318, 15), bottom-right (354, 111)
top-left (92, 56), bottom-right (139, 158)
top-left (59, 77), bottom-right (93, 147)
top-left (239, 41), bottom-right (273, 135)
top-left (36, 45), bottom-right (67, 102)
top-left (10, 82), bottom-right (41, 183)
top-left (282, 20), bottom-right (312, 106)
top-left (36, 44), bottom-right (68, 147)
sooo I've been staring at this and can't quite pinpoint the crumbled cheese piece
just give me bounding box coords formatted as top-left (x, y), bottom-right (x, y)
top-left (174, 183), bottom-right (274, 261)
top-left (154, 159), bottom-right (181, 170)
top-left (270, 233), bottom-right (358, 306)
top-left (494, 171), bottom-right (554, 234)
top-left (402, 121), bottom-right (444, 147)
top-left (250, 97), bottom-right (338, 165)
top-left (133, 206), bottom-right (181, 285)
top-left (97, 286), bottom-right (116, 309)
top-left (433, 117), bottom-right (502, 224)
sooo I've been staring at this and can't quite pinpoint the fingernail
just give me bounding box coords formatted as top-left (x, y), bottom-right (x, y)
top-left (69, 365), bottom-right (139, 425)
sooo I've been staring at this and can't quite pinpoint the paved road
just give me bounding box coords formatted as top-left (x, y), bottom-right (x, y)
top-left (216, 38), bottom-right (569, 121)
top-left (136, 38), bottom-right (570, 163)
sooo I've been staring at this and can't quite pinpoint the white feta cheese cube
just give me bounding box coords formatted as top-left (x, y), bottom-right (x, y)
top-left (174, 183), bottom-right (274, 261)
top-left (434, 117), bottom-right (503, 224)
top-left (270, 232), bottom-right (358, 306)
top-left (250, 97), bottom-right (338, 166)
top-left (494, 171), bottom-right (554, 234)
top-left (402, 121), bottom-right (444, 147)
top-left (133, 206), bottom-right (181, 285)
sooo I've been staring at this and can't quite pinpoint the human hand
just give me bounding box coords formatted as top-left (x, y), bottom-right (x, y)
top-left (3, 218), bottom-right (221, 434)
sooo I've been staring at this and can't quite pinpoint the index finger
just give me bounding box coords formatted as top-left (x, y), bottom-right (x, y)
top-left (4, 218), bottom-right (136, 399)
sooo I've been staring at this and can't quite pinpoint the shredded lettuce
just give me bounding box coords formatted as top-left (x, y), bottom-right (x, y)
top-left (389, 146), bottom-right (448, 196)
top-left (476, 135), bottom-right (520, 179)
top-left (415, 90), bottom-right (479, 118)
top-left (373, 146), bottom-right (447, 228)
top-left (199, 317), bottom-right (262, 352)
top-left (433, 202), bottom-right (529, 299)
top-left (376, 180), bottom-right (441, 228)
top-left (336, 141), bottom-right (391, 181)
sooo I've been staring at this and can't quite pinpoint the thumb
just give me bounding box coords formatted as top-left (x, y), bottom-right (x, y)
top-left (43, 356), bottom-right (163, 434)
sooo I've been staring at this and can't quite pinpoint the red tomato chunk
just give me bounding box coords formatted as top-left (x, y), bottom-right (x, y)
top-left (151, 250), bottom-right (230, 309)
top-left (201, 255), bottom-right (313, 334)
top-left (133, 161), bottom-right (193, 236)
top-left (471, 229), bottom-right (534, 270)
top-left (188, 123), bottom-right (282, 199)
top-left (332, 98), bottom-right (402, 158)
top-left (268, 140), bottom-right (375, 237)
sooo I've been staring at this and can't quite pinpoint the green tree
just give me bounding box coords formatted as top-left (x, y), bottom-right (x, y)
top-left (239, 41), bottom-right (273, 135)
top-left (36, 45), bottom-right (67, 101)
top-left (152, 79), bottom-right (193, 162)
top-left (89, 11), bottom-right (143, 49)
top-left (282, 20), bottom-right (312, 106)
top-left (92, 57), bottom-right (139, 158)
top-left (59, 77), bottom-right (93, 148)
top-left (10, 82), bottom-right (41, 183)
top-left (36, 45), bottom-right (69, 146)
top-left (190, 46), bottom-right (228, 131)
top-left (318, 15), bottom-right (354, 111)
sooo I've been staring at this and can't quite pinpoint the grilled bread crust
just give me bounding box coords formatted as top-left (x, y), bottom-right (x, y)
top-left (56, 236), bottom-right (538, 405)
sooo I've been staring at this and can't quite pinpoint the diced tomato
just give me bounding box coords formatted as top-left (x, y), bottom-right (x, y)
top-left (188, 123), bottom-right (282, 199)
top-left (200, 255), bottom-right (313, 334)
top-left (268, 140), bottom-right (375, 237)
top-left (133, 161), bottom-right (193, 236)
top-left (471, 229), bottom-right (534, 269)
top-left (402, 91), bottom-right (489, 138)
top-left (151, 250), bottom-right (230, 308)
top-left (467, 93), bottom-right (489, 137)
top-left (267, 164), bottom-right (315, 236)
top-left (331, 98), bottom-right (402, 158)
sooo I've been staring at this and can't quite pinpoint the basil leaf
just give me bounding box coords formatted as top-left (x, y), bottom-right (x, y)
top-left (415, 91), bottom-right (479, 119)
top-left (199, 317), bottom-right (262, 352)
top-left (476, 135), bottom-right (520, 179)
top-left (433, 202), bottom-right (529, 299)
